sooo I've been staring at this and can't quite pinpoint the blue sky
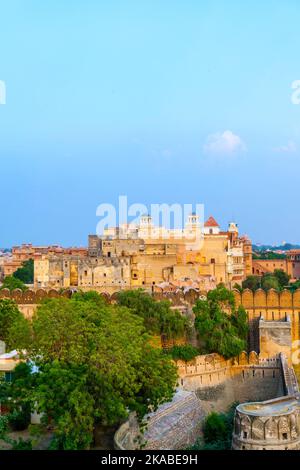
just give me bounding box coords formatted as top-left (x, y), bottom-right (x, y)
top-left (1, 0), bottom-right (300, 246)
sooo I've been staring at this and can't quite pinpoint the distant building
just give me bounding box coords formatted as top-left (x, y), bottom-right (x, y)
top-left (252, 250), bottom-right (300, 281)
top-left (1, 244), bottom-right (87, 280)
top-left (34, 215), bottom-right (252, 291)
top-left (286, 250), bottom-right (300, 280)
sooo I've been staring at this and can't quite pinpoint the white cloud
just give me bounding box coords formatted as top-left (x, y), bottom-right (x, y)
top-left (203, 130), bottom-right (246, 156)
top-left (273, 140), bottom-right (297, 153)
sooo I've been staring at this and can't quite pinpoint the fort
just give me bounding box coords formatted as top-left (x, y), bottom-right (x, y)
top-left (114, 350), bottom-right (299, 450)
top-left (113, 291), bottom-right (300, 450)
top-left (2, 286), bottom-right (300, 346)
top-left (2, 285), bottom-right (300, 450)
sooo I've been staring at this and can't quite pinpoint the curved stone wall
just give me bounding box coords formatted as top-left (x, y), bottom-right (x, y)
top-left (114, 390), bottom-right (206, 450)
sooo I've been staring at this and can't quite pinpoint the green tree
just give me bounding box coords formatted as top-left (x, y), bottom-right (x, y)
top-left (168, 344), bottom-right (199, 361)
top-left (36, 362), bottom-right (95, 450)
top-left (231, 305), bottom-right (249, 341)
top-left (242, 270), bottom-right (290, 293)
top-left (13, 259), bottom-right (34, 284)
top-left (193, 286), bottom-right (248, 359)
top-left (273, 269), bottom-right (290, 288)
top-left (242, 275), bottom-right (261, 291)
top-left (288, 280), bottom-right (300, 293)
top-left (0, 299), bottom-right (31, 350)
top-left (72, 289), bottom-right (107, 306)
top-left (117, 289), bottom-right (188, 339)
top-left (9, 294), bottom-right (178, 449)
top-left (188, 403), bottom-right (237, 450)
top-left (261, 274), bottom-right (280, 291)
top-left (0, 363), bottom-right (33, 434)
top-left (203, 412), bottom-right (227, 443)
top-left (232, 283), bottom-right (243, 293)
top-left (0, 276), bottom-right (28, 292)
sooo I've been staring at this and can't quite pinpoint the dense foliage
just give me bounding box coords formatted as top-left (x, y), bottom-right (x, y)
top-left (288, 280), bottom-right (300, 293)
top-left (0, 276), bottom-right (28, 292)
top-left (188, 404), bottom-right (236, 450)
top-left (167, 344), bottom-right (199, 361)
top-left (0, 299), bottom-right (30, 350)
top-left (117, 289), bottom-right (189, 339)
top-left (6, 292), bottom-right (178, 449)
top-left (193, 286), bottom-right (248, 359)
top-left (0, 363), bottom-right (32, 451)
top-left (13, 259), bottom-right (34, 284)
top-left (242, 270), bottom-right (290, 292)
top-left (252, 251), bottom-right (286, 260)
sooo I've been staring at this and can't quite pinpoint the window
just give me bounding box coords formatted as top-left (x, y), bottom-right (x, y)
top-left (282, 433), bottom-right (288, 440)
top-left (243, 432), bottom-right (248, 439)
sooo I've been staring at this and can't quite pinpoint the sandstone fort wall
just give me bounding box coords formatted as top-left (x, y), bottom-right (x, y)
top-left (2, 287), bottom-right (300, 345)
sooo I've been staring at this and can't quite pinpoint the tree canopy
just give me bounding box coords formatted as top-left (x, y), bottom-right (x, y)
top-left (241, 275), bottom-right (261, 291)
top-left (0, 299), bottom-right (30, 350)
top-left (117, 289), bottom-right (189, 339)
top-left (13, 259), bottom-right (34, 284)
top-left (242, 269), bottom-right (290, 292)
top-left (8, 292), bottom-right (178, 449)
top-left (0, 276), bottom-right (28, 292)
top-left (193, 286), bottom-right (248, 359)
top-left (288, 280), bottom-right (300, 293)
top-left (188, 403), bottom-right (236, 450)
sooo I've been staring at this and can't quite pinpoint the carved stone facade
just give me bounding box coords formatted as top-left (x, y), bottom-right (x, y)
top-left (232, 397), bottom-right (300, 450)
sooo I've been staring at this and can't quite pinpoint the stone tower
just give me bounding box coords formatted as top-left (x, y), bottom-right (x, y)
top-left (232, 396), bottom-right (300, 450)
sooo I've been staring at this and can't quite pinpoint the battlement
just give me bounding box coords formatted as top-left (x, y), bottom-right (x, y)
top-left (233, 288), bottom-right (300, 309)
top-left (2, 286), bottom-right (300, 309)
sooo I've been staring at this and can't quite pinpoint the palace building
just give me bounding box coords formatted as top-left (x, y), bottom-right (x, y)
top-left (34, 215), bottom-right (252, 292)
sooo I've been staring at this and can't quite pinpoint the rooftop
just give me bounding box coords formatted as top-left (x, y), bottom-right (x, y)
top-left (237, 396), bottom-right (300, 417)
top-left (204, 216), bottom-right (219, 227)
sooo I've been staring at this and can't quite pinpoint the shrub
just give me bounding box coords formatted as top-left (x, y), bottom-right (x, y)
top-left (11, 438), bottom-right (32, 450)
top-left (168, 344), bottom-right (199, 361)
top-left (8, 406), bottom-right (31, 431)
